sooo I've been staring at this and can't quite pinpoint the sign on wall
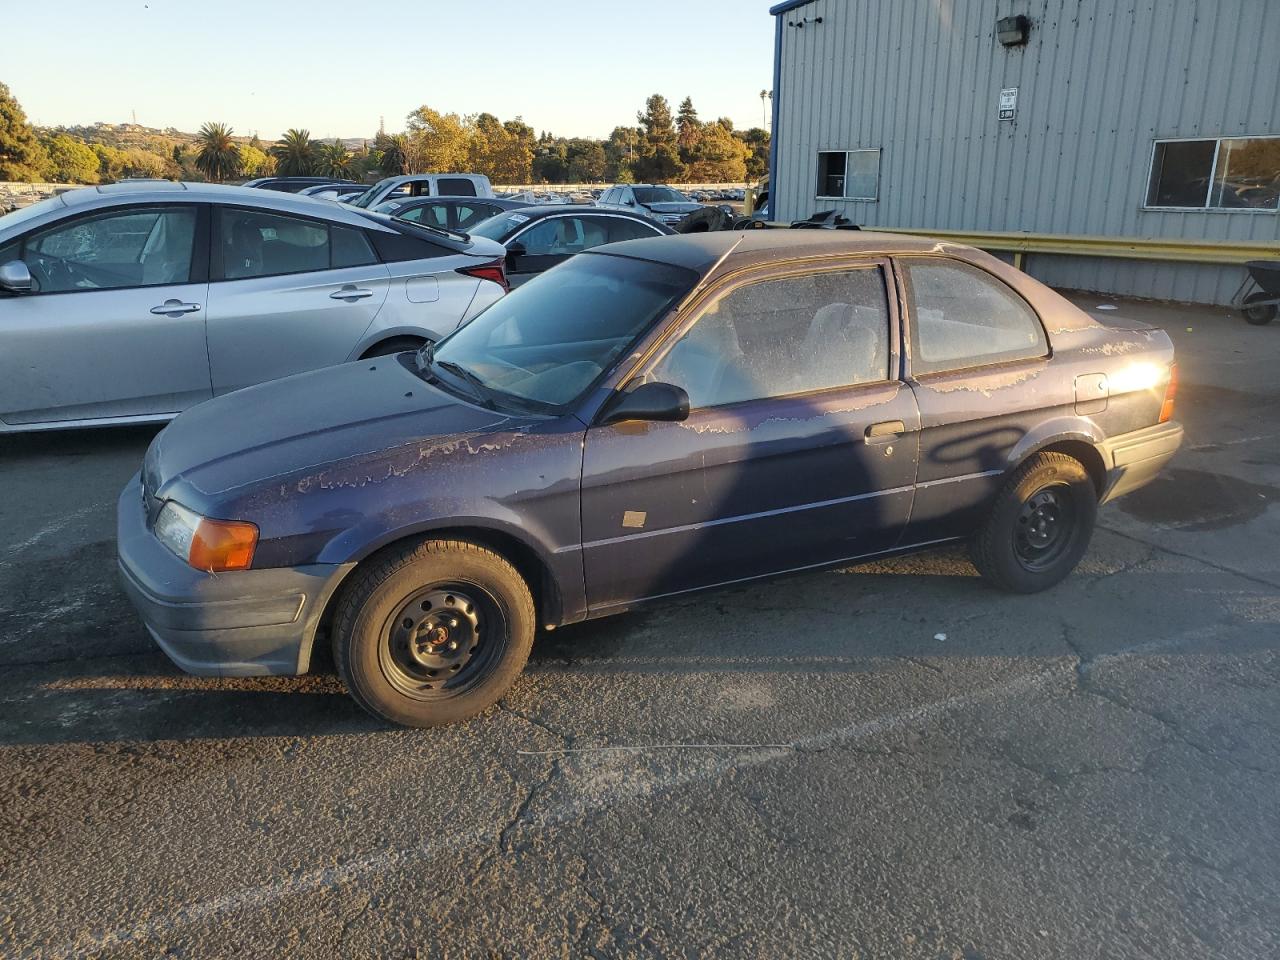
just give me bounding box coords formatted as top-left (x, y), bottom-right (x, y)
top-left (999, 87), bottom-right (1018, 121)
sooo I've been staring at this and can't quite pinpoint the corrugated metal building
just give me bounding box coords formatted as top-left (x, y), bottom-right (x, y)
top-left (767, 0), bottom-right (1280, 305)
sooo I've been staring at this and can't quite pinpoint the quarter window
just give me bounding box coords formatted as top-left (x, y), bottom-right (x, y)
top-left (902, 259), bottom-right (1047, 375)
top-left (651, 268), bottom-right (891, 409)
top-left (817, 149), bottom-right (880, 200)
top-left (22, 206), bottom-right (197, 293)
top-left (1147, 136), bottom-right (1280, 210)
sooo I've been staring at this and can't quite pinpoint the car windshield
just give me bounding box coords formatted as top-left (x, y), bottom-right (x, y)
top-left (347, 178), bottom-right (397, 208)
top-left (633, 187), bottom-right (689, 204)
top-left (428, 253), bottom-right (697, 411)
top-left (468, 211), bottom-right (532, 242)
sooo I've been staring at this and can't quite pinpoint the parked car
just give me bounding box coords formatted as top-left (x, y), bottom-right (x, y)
top-left (597, 183), bottom-right (703, 226)
top-left (298, 182), bottom-right (370, 201)
top-left (347, 174), bottom-right (495, 209)
top-left (118, 229), bottom-right (1182, 728)
top-left (373, 196), bottom-right (534, 232)
top-left (467, 204), bottom-right (671, 286)
top-left (0, 181), bottom-right (508, 432)
top-left (242, 177), bottom-right (360, 194)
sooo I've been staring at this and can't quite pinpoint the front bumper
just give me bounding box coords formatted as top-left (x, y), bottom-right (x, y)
top-left (1098, 420), bottom-right (1184, 504)
top-left (117, 474), bottom-right (355, 676)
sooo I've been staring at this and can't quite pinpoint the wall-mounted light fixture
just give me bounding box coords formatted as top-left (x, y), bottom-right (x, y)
top-left (787, 15), bottom-right (823, 28)
top-left (996, 14), bottom-right (1030, 46)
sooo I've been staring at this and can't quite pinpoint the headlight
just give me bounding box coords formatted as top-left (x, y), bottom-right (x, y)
top-left (154, 501), bottom-right (258, 572)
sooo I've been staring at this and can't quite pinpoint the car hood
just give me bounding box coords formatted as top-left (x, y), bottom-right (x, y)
top-left (642, 201), bottom-right (703, 214)
top-left (145, 357), bottom-right (516, 503)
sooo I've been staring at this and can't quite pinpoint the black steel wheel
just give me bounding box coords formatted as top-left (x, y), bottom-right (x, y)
top-left (379, 585), bottom-right (506, 701)
top-left (333, 539), bottom-right (535, 727)
top-left (970, 452), bottom-right (1097, 593)
top-left (1242, 292), bottom-right (1277, 326)
top-left (1012, 485), bottom-right (1076, 572)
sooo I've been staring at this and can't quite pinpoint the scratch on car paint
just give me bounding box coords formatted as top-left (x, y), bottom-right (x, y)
top-left (292, 432), bottom-right (530, 494)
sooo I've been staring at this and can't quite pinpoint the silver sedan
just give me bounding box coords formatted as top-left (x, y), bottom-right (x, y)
top-left (0, 181), bottom-right (509, 433)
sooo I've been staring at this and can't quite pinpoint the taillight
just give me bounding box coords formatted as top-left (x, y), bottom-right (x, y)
top-left (457, 259), bottom-right (509, 293)
top-left (1159, 363), bottom-right (1178, 423)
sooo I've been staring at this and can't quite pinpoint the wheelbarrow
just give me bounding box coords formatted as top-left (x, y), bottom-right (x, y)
top-left (1232, 260), bottom-right (1280, 325)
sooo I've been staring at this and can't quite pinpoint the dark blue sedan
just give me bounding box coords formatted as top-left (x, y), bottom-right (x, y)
top-left (118, 231), bottom-right (1182, 727)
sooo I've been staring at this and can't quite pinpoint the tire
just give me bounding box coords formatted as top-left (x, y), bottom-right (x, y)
top-left (332, 538), bottom-right (535, 727)
top-left (360, 336), bottom-right (427, 359)
top-left (1242, 292), bottom-right (1277, 326)
top-left (969, 452), bottom-right (1098, 594)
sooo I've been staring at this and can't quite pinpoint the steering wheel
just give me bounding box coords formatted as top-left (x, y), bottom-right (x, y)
top-left (29, 255), bottom-right (78, 292)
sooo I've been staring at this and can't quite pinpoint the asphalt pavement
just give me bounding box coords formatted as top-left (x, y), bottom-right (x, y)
top-left (0, 295), bottom-right (1277, 959)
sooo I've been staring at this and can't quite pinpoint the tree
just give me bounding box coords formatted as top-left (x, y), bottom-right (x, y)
top-left (637, 94), bottom-right (678, 151)
top-left (405, 106), bottom-right (471, 172)
top-left (194, 121), bottom-right (242, 182)
top-left (0, 82), bottom-right (50, 181)
top-left (271, 128), bottom-right (317, 177)
top-left (686, 122), bottom-right (749, 182)
top-left (316, 141), bottom-right (352, 179)
top-left (676, 96), bottom-right (702, 159)
top-left (604, 125), bottom-right (640, 181)
top-left (42, 133), bottom-right (100, 184)
top-left (238, 144), bottom-right (274, 177)
top-left (635, 95), bottom-right (684, 182)
top-left (739, 127), bottom-right (770, 179)
top-left (376, 132), bottom-right (409, 175)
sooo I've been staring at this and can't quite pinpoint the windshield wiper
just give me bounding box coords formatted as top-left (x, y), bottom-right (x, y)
top-left (434, 359), bottom-right (497, 409)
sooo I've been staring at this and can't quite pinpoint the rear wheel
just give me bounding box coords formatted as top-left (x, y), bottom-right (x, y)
top-left (1242, 292), bottom-right (1277, 326)
top-left (969, 452), bottom-right (1097, 593)
top-left (360, 336), bottom-right (427, 359)
top-left (333, 539), bottom-right (535, 727)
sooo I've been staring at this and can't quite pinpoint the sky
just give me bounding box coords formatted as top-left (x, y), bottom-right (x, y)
top-left (5, 0), bottom-right (777, 140)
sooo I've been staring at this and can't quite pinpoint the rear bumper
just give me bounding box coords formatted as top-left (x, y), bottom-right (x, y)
top-left (117, 474), bottom-right (355, 676)
top-left (1098, 421), bottom-right (1183, 504)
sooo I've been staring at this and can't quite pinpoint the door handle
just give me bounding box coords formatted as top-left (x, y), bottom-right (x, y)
top-left (150, 300), bottom-right (201, 315)
top-left (865, 420), bottom-right (905, 442)
top-left (330, 286), bottom-right (374, 301)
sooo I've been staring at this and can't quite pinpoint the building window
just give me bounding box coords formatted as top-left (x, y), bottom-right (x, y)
top-left (1147, 136), bottom-right (1280, 211)
top-left (817, 149), bottom-right (880, 200)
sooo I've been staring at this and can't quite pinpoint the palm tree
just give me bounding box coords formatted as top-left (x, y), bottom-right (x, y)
top-left (271, 128), bottom-right (317, 177)
top-left (377, 133), bottom-right (410, 175)
top-left (194, 122), bottom-right (242, 183)
top-left (316, 141), bottom-right (352, 179)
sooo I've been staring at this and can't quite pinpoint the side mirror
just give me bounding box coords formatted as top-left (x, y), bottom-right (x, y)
top-left (0, 259), bottom-right (33, 294)
top-left (600, 381), bottom-right (690, 426)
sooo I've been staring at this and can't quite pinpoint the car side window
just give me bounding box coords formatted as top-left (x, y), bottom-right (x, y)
top-left (606, 217), bottom-right (661, 242)
top-left (403, 204), bottom-right (449, 228)
top-left (650, 268), bottom-right (891, 409)
top-left (21, 206), bottom-right (197, 293)
top-left (331, 225), bottom-right (378, 269)
top-left (437, 177), bottom-right (477, 197)
top-left (221, 209), bottom-right (330, 280)
top-left (516, 218), bottom-right (586, 256)
top-left (902, 259), bottom-right (1048, 375)
top-left (454, 203), bottom-right (495, 230)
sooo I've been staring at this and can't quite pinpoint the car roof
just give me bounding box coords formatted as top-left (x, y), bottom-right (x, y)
top-left (590, 229), bottom-right (959, 275)
top-left (55, 181), bottom-right (391, 230)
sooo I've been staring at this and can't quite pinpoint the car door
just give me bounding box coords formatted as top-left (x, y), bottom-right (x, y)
top-left (580, 261), bottom-right (921, 611)
top-left (0, 203), bottom-right (211, 425)
top-left (203, 206), bottom-right (391, 395)
top-left (895, 255), bottom-right (1053, 542)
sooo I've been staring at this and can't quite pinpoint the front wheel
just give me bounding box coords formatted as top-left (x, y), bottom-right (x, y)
top-left (1242, 292), bottom-right (1277, 326)
top-left (969, 452), bottom-right (1098, 593)
top-left (333, 539), bottom-right (535, 727)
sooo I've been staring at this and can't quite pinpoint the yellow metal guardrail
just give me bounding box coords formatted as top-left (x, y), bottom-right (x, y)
top-left (861, 227), bottom-right (1277, 268)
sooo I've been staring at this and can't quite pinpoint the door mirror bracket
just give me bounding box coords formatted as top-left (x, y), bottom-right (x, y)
top-left (600, 381), bottom-right (690, 426)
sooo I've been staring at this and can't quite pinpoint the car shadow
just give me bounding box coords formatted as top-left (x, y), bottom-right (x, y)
top-left (4, 553), bottom-right (1277, 746)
